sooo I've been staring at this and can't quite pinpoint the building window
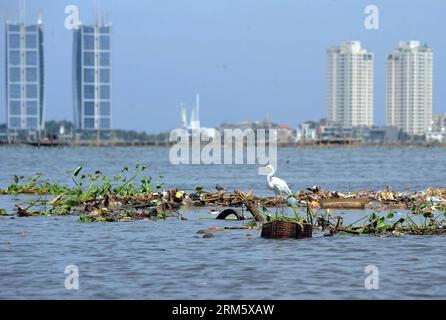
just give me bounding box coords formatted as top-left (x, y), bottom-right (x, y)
top-left (8, 24), bottom-right (20, 32)
top-left (25, 34), bottom-right (37, 48)
top-left (100, 102), bottom-right (110, 116)
top-left (99, 26), bottom-right (110, 33)
top-left (84, 68), bottom-right (95, 83)
top-left (84, 118), bottom-right (95, 129)
top-left (9, 51), bottom-right (20, 65)
top-left (100, 118), bottom-right (110, 129)
top-left (9, 67), bottom-right (21, 82)
top-left (84, 102), bottom-right (95, 116)
top-left (9, 34), bottom-right (20, 48)
top-left (83, 26), bottom-right (94, 34)
top-left (26, 117), bottom-right (38, 129)
top-left (26, 84), bottom-right (38, 98)
top-left (83, 35), bottom-right (94, 50)
top-left (26, 51), bottom-right (37, 65)
top-left (100, 68), bottom-right (110, 83)
top-left (84, 85), bottom-right (95, 99)
top-left (83, 52), bottom-right (95, 66)
top-left (100, 35), bottom-right (110, 50)
top-left (10, 101), bottom-right (21, 115)
top-left (9, 84), bottom-right (21, 98)
top-left (26, 68), bottom-right (38, 82)
top-left (10, 117), bottom-right (21, 128)
top-left (26, 101), bottom-right (38, 116)
top-left (100, 52), bottom-right (110, 66)
top-left (100, 85), bottom-right (110, 99)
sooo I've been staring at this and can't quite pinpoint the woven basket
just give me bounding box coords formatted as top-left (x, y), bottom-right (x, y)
top-left (261, 221), bottom-right (313, 239)
top-left (297, 223), bottom-right (313, 239)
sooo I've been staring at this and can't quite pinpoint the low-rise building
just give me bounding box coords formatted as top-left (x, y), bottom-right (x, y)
top-left (430, 114), bottom-right (446, 132)
top-left (426, 131), bottom-right (446, 143)
top-left (277, 124), bottom-right (295, 144)
top-left (296, 121), bottom-right (318, 142)
top-left (426, 114), bottom-right (446, 143)
top-left (354, 126), bottom-right (400, 144)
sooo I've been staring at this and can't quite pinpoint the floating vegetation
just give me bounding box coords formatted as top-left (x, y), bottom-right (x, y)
top-left (1, 163), bottom-right (446, 236)
top-left (317, 210), bottom-right (446, 236)
top-left (0, 174), bottom-right (69, 196)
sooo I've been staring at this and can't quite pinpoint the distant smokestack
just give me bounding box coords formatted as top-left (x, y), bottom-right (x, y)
top-left (196, 93), bottom-right (200, 121)
top-left (179, 103), bottom-right (187, 129)
top-left (191, 107), bottom-right (196, 127)
top-left (194, 93), bottom-right (200, 128)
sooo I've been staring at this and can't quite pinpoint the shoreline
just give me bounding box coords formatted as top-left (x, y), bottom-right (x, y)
top-left (1, 140), bottom-right (445, 148)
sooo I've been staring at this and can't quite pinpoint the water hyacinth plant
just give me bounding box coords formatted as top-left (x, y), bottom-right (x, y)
top-left (2, 163), bottom-right (446, 236)
top-left (1, 162), bottom-right (163, 216)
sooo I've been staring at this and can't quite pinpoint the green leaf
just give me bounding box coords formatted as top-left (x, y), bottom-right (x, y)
top-left (73, 166), bottom-right (83, 177)
top-left (423, 211), bottom-right (433, 218)
top-left (377, 222), bottom-right (387, 230)
top-left (386, 212), bottom-right (394, 219)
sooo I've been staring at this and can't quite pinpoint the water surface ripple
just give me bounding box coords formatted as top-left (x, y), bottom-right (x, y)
top-left (1, 146), bottom-right (445, 299)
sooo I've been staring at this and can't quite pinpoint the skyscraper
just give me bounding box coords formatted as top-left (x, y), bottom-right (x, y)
top-left (327, 41), bottom-right (374, 129)
top-left (5, 13), bottom-right (44, 131)
top-left (386, 41), bottom-right (433, 136)
top-left (73, 22), bottom-right (112, 131)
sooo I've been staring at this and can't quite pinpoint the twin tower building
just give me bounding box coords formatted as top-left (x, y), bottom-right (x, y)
top-left (327, 41), bottom-right (433, 136)
top-left (5, 11), bottom-right (112, 133)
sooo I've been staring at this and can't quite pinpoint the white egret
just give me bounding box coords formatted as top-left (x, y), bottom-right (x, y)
top-left (260, 165), bottom-right (292, 214)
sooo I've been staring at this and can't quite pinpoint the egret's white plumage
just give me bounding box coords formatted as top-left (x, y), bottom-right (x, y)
top-left (262, 165), bottom-right (292, 198)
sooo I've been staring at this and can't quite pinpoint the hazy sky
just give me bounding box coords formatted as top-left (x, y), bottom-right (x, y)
top-left (0, 0), bottom-right (445, 133)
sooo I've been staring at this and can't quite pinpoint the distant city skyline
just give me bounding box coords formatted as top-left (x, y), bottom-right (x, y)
top-left (327, 41), bottom-right (374, 129)
top-left (0, 0), bottom-right (445, 133)
top-left (386, 41), bottom-right (433, 135)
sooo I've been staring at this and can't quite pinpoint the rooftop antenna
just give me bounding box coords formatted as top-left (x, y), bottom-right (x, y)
top-left (103, 9), bottom-right (112, 26)
top-left (37, 9), bottom-right (43, 25)
top-left (4, 6), bottom-right (10, 23)
top-left (19, 0), bottom-right (25, 24)
top-left (95, 0), bottom-right (101, 26)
